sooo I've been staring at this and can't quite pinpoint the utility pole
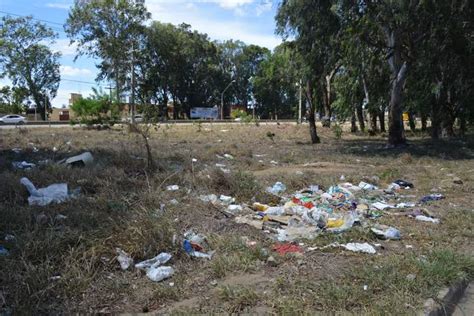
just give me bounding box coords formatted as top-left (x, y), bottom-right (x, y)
top-left (106, 86), bottom-right (113, 102)
top-left (44, 94), bottom-right (47, 122)
top-left (130, 43), bottom-right (135, 124)
top-left (298, 78), bottom-right (302, 124)
top-left (221, 79), bottom-right (235, 120)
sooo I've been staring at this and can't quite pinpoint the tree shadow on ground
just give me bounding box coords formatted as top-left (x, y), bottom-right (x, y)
top-left (338, 133), bottom-right (474, 160)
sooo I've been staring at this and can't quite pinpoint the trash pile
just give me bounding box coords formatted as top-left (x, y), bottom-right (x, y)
top-left (225, 179), bottom-right (444, 245)
top-left (115, 230), bottom-right (215, 283)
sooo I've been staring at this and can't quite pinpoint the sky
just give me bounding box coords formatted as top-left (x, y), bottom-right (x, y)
top-left (0, 0), bottom-right (282, 108)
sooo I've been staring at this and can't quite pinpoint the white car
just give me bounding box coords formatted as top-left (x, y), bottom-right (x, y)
top-left (121, 114), bottom-right (144, 123)
top-left (0, 114), bottom-right (27, 125)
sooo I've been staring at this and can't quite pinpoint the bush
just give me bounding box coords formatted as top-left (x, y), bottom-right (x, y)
top-left (231, 109), bottom-right (254, 123)
top-left (71, 97), bottom-right (119, 126)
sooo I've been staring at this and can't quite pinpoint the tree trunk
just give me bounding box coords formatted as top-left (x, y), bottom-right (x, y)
top-left (351, 110), bottom-right (358, 133)
top-left (172, 95), bottom-right (178, 120)
top-left (459, 115), bottom-right (466, 137)
top-left (421, 113), bottom-right (427, 132)
top-left (306, 81), bottom-right (320, 144)
top-left (385, 29), bottom-right (407, 147)
top-left (356, 102), bottom-right (365, 131)
top-left (369, 110), bottom-right (378, 133)
top-left (322, 68), bottom-right (338, 128)
top-left (408, 112), bottom-right (416, 132)
top-left (378, 109), bottom-right (386, 132)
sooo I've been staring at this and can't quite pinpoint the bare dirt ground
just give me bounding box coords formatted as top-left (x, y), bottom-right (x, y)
top-left (0, 122), bottom-right (473, 314)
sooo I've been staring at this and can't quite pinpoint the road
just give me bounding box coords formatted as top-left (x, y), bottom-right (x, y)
top-left (0, 120), bottom-right (299, 129)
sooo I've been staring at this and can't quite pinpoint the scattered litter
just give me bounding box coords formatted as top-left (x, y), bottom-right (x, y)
top-left (231, 178), bottom-right (446, 243)
top-left (146, 266), bottom-right (174, 282)
top-left (219, 195), bottom-right (235, 204)
top-left (420, 194), bottom-right (444, 203)
top-left (393, 180), bottom-right (414, 188)
top-left (270, 160), bottom-right (279, 165)
top-left (4, 234), bottom-right (15, 242)
top-left (340, 175), bottom-right (346, 181)
top-left (341, 243), bottom-right (376, 254)
top-left (273, 243), bottom-right (304, 255)
top-left (223, 154), bottom-right (234, 160)
top-left (199, 194), bottom-right (218, 203)
top-left (358, 182), bottom-right (378, 190)
top-left (183, 231), bottom-right (214, 260)
top-left (12, 161), bottom-right (36, 170)
top-left (415, 215), bottom-right (440, 223)
top-left (169, 199), bottom-right (179, 205)
top-left (58, 151), bottom-right (94, 167)
top-left (54, 214), bottom-right (68, 221)
top-left (20, 177), bottom-right (79, 206)
top-left (406, 274), bottom-right (416, 281)
top-left (215, 163), bottom-right (226, 168)
top-left (405, 245), bottom-right (414, 249)
top-left (192, 158), bottom-right (198, 163)
top-left (371, 225), bottom-right (401, 240)
top-left (371, 202), bottom-right (394, 210)
top-left (266, 182), bottom-right (287, 195)
top-left (220, 168), bottom-right (231, 173)
top-left (166, 185), bottom-right (179, 191)
top-left (135, 252), bottom-right (172, 270)
top-left (227, 205), bottom-right (243, 213)
top-left (0, 245), bottom-right (9, 256)
top-left (363, 285), bottom-right (368, 291)
top-left (12, 148), bottom-right (22, 154)
top-left (116, 248), bottom-right (133, 270)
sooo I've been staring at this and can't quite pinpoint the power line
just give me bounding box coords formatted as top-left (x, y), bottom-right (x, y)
top-left (61, 78), bottom-right (108, 87)
top-left (0, 10), bottom-right (64, 26)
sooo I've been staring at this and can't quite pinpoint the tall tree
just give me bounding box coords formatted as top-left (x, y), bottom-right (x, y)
top-left (276, 0), bottom-right (342, 143)
top-left (65, 0), bottom-right (150, 103)
top-left (0, 16), bottom-right (60, 119)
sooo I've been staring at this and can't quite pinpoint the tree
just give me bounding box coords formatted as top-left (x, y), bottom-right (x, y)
top-left (65, 0), bottom-right (150, 104)
top-left (0, 16), bottom-right (60, 120)
top-left (253, 44), bottom-right (297, 119)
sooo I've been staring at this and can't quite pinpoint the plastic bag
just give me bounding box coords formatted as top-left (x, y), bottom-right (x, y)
top-left (135, 252), bottom-right (172, 270)
top-left (146, 266), bottom-right (174, 282)
top-left (20, 177), bottom-right (71, 206)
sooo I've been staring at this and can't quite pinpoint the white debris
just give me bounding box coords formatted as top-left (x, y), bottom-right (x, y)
top-left (341, 242), bottom-right (376, 254)
top-left (371, 202), bottom-right (394, 210)
top-left (20, 177), bottom-right (72, 206)
top-left (166, 185), bottom-right (179, 191)
top-left (116, 248), bottom-right (133, 270)
top-left (146, 266), bottom-right (175, 282)
top-left (415, 215), bottom-right (440, 223)
top-left (135, 252), bottom-right (172, 270)
top-left (358, 182), bottom-right (378, 190)
top-left (12, 161), bottom-right (36, 170)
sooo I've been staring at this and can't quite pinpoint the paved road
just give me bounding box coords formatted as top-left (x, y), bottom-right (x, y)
top-left (454, 282), bottom-right (474, 316)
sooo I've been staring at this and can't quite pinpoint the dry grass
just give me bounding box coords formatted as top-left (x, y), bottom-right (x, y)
top-left (0, 123), bottom-right (473, 314)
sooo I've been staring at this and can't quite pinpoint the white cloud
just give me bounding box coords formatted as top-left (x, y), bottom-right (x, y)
top-left (60, 65), bottom-right (92, 76)
top-left (51, 39), bottom-right (78, 56)
top-left (146, 1), bottom-right (281, 49)
top-left (256, 0), bottom-right (272, 16)
top-left (206, 0), bottom-right (254, 9)
top-left (46, 2), bottom-right (71, 10)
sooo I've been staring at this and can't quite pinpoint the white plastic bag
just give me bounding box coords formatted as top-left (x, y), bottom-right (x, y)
top-left (135, 252), bottom-right (172, 270)
top-left (146, 266), bottom-right (175, 282)
top-left (20, 177), bottom-right (70, 206)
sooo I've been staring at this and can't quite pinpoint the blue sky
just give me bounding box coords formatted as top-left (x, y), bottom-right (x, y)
top-left (0, 0), bottom-right (281, 107)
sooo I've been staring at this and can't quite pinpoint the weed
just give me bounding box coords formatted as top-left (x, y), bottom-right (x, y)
top-left (332, 123), bottom-right (343, 139)
top-left (217, 285), bottom-right (259, 313)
